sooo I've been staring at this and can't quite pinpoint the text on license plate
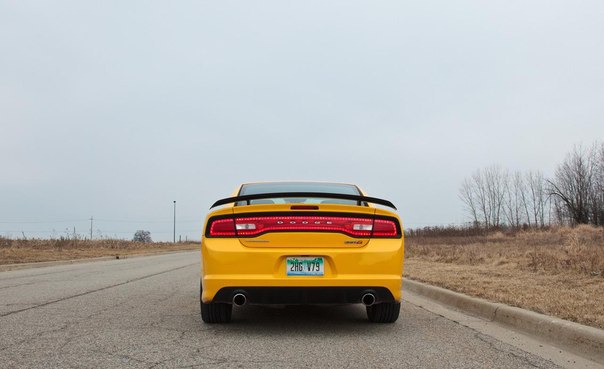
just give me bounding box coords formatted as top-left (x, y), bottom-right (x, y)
top-left (286, 257), bottom-right (324, 276)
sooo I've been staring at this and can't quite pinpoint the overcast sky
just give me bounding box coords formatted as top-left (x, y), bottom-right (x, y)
top-left (1, 1), bottom-right (603, 241)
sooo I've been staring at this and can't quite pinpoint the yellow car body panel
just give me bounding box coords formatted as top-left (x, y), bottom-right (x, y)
top-left (201, 238), bottom-right (404, 302)
top-left (200, 183), bottom-right (404, 307)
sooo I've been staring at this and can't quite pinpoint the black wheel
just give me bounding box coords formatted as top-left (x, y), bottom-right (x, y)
top-left (200, 282), bottom-right (232, 323)
top-left (366, 302), bottom-right (400, 323)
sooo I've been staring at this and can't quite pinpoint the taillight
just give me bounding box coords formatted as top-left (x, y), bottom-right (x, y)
top-left (206, 214), bottom-right (400, 238)
top-left (208, 218), bottom-right (236, 237)
top-left (372, 219), bottom-right (399, 237)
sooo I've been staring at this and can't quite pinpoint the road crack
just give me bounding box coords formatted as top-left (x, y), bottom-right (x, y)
top-left (474, 332), bottom-right (553, 369)
top-left (0, 262), bottom-right (197, 318)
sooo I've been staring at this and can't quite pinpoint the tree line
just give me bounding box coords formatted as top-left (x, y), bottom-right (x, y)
top-left (459, 142), bottom-right (604, 229)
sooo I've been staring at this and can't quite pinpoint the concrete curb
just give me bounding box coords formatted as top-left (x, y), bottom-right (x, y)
top-left (403, 278), bottom-right (604, 364)
top-left (0, 249), bottom-right (198, 273)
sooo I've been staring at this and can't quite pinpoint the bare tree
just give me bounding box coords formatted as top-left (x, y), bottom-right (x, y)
top-left (503, 170), bottom-right (526, 228)
top-left (590, 142), bottom-right (604, 225)
top-left (525, 170), bottom-right (549, 227)
top-left (473, 169), bottom-right (490, 228)
top-left (133, 230), bottom-right (153, 243)
top-left (459, 166), bottom-right (508, 229)
top-left (459, 143), bottom-right (604, 228)
top-left (459, 178), bottom-right (479, 226)
top-left (461, 165), bottom-right (553, 229)
top-left (483, 165), bottom-right (507, 228)
top-left (548, 144), bottom-right (598, 225)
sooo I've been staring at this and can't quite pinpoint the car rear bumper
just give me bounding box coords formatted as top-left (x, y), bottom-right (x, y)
top-left (202, 275), bottom-right (402, 303)
top-left (201, 238), bottom-right (404, 304)
top-left (210, 286), bottom-right (396, 305)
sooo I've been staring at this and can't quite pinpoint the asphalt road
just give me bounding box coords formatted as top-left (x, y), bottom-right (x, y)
top-left (0, 251), bottom-right (570, 369)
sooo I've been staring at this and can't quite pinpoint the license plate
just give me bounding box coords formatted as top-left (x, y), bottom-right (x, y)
top-left (286, 257), bottom-right (324, 276)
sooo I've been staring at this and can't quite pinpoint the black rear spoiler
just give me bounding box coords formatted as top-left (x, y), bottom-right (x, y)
top-left (210, 192), bottom-right (397, 210)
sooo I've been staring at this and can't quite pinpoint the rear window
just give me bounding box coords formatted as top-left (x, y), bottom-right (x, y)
top-left (237, 182), bottom-right (361, 206)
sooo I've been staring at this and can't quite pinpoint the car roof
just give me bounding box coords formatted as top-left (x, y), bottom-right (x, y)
top-left (241, 180), bottom-right (356, 186)
top-left (239, 182), bottom-right (361, 194)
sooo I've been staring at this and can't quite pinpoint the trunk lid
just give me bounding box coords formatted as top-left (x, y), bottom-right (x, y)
top-left (232, 203), bottom-right (377, 248)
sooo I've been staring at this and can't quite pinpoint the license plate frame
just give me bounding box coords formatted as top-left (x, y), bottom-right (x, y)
top-left (286, 256), bottom-right (324, 276)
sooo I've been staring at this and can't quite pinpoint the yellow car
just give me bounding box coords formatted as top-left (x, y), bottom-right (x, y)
top-left (200, 182), bottom-right (404, 323)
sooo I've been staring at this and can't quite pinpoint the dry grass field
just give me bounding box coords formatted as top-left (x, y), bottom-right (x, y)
top-left (404, 225), bottom-right (604, 329)
top-left (0, 237), bottom-right (198, 265)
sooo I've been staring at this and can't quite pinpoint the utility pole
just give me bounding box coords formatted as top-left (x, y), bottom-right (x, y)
top-left (173, 201), bottom-right (176, 243)
top-left (90, 216), bottom-right (93, 240)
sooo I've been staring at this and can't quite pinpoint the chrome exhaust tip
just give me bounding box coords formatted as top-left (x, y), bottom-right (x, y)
top-left (361, 293), bottom-right (376, 306)
top-left (233, 293), bottom-right (247, 306)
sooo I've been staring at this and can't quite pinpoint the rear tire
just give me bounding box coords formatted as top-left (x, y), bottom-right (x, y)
top-left (200, 283), bottom-right (232, 323)
top-left (366, 302), bottom-right (400, 323)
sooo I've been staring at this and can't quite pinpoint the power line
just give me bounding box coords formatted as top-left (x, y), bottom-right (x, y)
top-left (0, 219), bottom-right (89, 224)
top-left (0, 218), bottom-right (200, 224)
top-left (0, 229), bottom-right (201, 233)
